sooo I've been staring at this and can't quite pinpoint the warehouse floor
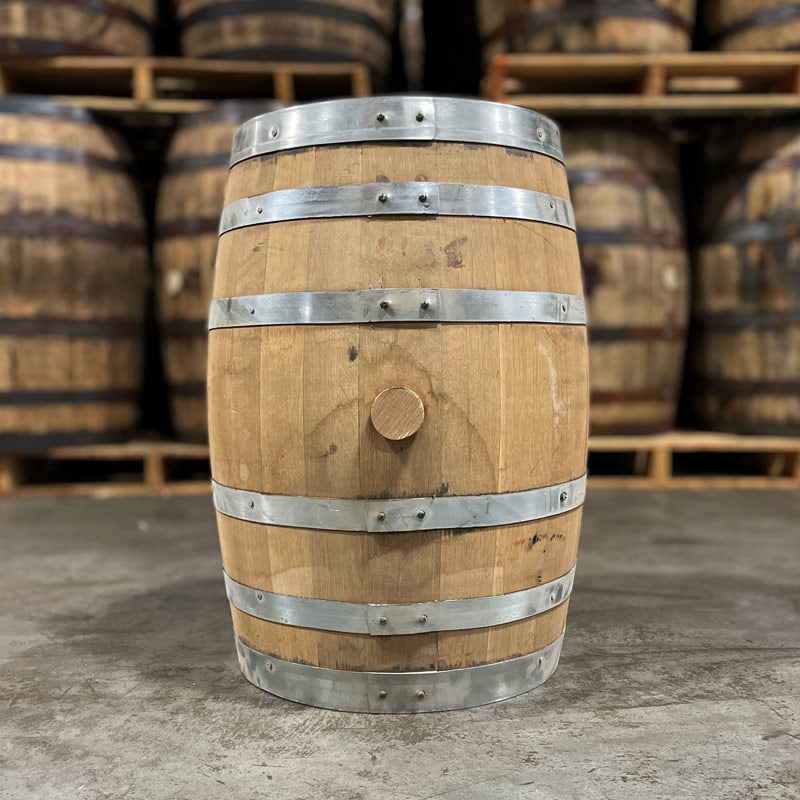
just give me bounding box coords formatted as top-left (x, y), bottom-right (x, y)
top-left (1, 490), bottom-right (798, 800)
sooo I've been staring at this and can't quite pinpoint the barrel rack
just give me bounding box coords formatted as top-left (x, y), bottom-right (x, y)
top-left (0, 56), bottom-right (371, 114)
top-left (483, 52), bottom-right (800, 115)
top-left (0, 431), bottom-right (797, 497)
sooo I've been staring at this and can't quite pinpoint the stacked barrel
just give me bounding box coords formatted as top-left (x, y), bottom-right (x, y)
top-left (0, 97), bottom-right (148, 450)
top-left (0, 0), bottom-right (155, 55)
top-left (154, 100), bottom-right (280, 442)
top-left (563, 126), bottom-right (690, 434)
top-left (479, 0), bottom-right (697, 57)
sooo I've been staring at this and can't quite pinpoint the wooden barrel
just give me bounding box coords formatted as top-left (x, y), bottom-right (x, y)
top-left (0, 96), bottom-right (148, 452)
top-left (706, 1), bottom-right (800, 50)
top-left (0, 0), bottom-right (154, 56)
top-left (154, 100), bottom-right (281, 443)
top-left (479, 0), bottom-right (697, 56)
top-left (175, 0), bottom-right (395, 81)
top-left (692, 124), bottom-right (800, 435)
top-left (208, 97), bottom-right (588, 713)
top-left (562, 126), bottom-right (690, 435)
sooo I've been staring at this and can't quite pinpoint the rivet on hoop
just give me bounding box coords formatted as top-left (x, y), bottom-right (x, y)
top-left (537, 127), bottom-right (546, 141)
top-left (559, 491), bottom-right (568, 503)
top-left (270, 126), bottom-right (279, 138)
top-left (377, 511), bottom-right (387, 521)
top-left (417, 509), bottom-right (426, 518)
top-left (418, 194), bottom-right (428, 203)
top-left (415, 112), bottom-right (424, 122)
top-left (376, 113), bottom-right (385, 122)
top-left (418, 614), bottom-right (427, 624)
top-left (379, 616), bottom-right (388, 625)
top-left (378, 690), bottom-right (388, 699)
top-left (379, 300), bottom-right (390, 309)
top-left (378, 194), bottom-right (388, 203)
top-left (417, 691), bottom-right (426, 700)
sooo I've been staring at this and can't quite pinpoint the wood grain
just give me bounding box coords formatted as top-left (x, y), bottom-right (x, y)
top-left (370, 386), bottom-right (425, 440)
top-left (209, 132), bottom-right (588, 673)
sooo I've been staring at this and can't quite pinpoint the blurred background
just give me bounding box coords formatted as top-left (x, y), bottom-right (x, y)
top-left (1, 0), bottom-right (799, 494)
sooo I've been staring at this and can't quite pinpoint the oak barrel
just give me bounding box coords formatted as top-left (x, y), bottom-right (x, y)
top-left (706, 0), bottom-right (800, 50)
top-left (175, 0), bottom-right (395, 82)
top-left (563, 126), bottom-right (690, 434)
top-left (0, 96), bottom-right (148, 451)
top-left (208, 97), bottom-right (589, 713)
top-left (692, 124), bottom-right (800, 435)
top-left (479, 0), bottom-right (697, 56)
top-left (154, 100), bottom-right (280, 442)
top-left (0, 0), bottom-right (154, 56)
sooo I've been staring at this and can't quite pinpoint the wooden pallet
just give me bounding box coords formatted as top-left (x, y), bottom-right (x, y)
top-left (0, 56), bottom-right (371, 116)
top-left (0, 440), bottom-right (211, 498)
top-left (1, 431), bottom-right (797, 498)
top-left (483, 52), bottom-right (800, 115)
top-left (589, 430), bottom-right (800, 490)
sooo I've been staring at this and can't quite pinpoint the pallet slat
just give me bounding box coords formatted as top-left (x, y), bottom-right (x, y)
top-left (484, 52), bottom-right (800, 115)
top-left (0, 431), bottom-right (798, 497)
top-left (0, 56), bottom-right (371, 115)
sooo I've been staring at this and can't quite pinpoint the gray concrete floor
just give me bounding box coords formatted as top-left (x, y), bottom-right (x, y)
top-left (1, 491), bottom-right (798, 800)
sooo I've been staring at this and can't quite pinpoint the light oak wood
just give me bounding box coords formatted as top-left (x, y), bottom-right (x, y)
top-left (0, 97), bottom-right (148, 452)
top-left (693, 123), bottom-right (800, 435)
top-left (209, 132), bottom-right (589, 673)
top-left (370, 386), bottom-right (425, 440)
top-left (562, 125), bottom-right (690, 434)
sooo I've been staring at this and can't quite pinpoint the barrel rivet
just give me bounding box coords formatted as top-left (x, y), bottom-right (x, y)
top-left (377, 511), bottom-right (387, 521)
top-left (417, 509), bottom-right (426, 518)
top-left (256, 206), bottom-right (263, 214)
top-left (379, 301), bottom-right (390, 310)
top-left (376, 113), bottom-right (385, 122)
top-left (256, 593), bottom-right (263, 601)
top-left (549, 201), bottom-right (555, 209)
top-left (559, 491), bottom-right (568, 502)
top-left (415, 111), bottom-right (425, 122)
top-left (537, 127), bottom-right (546, 141)
top-left (417, 691), bottom-right (426, 700)
top-left (267, 662), bottom-right (274, 671)
top-left (550, 593), bottom-right (556, 603)
top-left (379, 616), bottom-right (388, 625)
top-left (248, 500), bottom-right (255, 508)
top-left (538, 657), bottom-right (543, 666)
top-left (378, 690), bottom-right (388, 699)
top-left (248, 306), bottom-right (256, 315)
top-left (270, 126), bottom-right (279, 138)
top-left (418, 614), bottom-right (427, 624)
top-left (378, 194), bottom-right (388, 203)
top-left (561, 304), bottom-right (567, 313)
top-left (418, 194), bottom-right (428, 203)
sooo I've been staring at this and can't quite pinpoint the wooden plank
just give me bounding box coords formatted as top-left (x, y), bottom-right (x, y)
top-left (46, 440), bottom-right (209, 459)
top-left (6, 480), bottom-right (211, 499)
top-left (588, 476), bottom-right (800, 490)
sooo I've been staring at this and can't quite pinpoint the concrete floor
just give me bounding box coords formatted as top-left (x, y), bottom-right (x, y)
top-left (1, 491), bottom-right (798, 800)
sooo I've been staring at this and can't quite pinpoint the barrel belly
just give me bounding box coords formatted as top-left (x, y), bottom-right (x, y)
top-left (707, 0), bottom-right (800, 51)
top-left (208, 98), bottom-right (588, 712)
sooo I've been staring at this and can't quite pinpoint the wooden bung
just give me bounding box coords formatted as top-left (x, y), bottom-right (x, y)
top-left (208, 97), bottom-right (588, 712)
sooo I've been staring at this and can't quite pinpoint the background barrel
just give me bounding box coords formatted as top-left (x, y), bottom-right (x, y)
top-left (479, 0), bottom-right (697, 57)
top-left (0, 96), bottom-right (148, 451)
top-left (208, 97), bottom-right (588, 712)
top-left (563, 125), bottom-right (690, 435)
top-left (706, 0), bottom-right (800, 50)
top-left (691, 124), bottom-right (800, 435)
top-left (154, 100), bottom-right (280, 442)
top-left (175, 0), bottom-right (395, 84)
top-left (0, 0), bottom-right (154, 56)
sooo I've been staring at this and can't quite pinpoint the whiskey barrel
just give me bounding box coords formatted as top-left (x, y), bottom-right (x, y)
top-left (692, 124), bottom-right (800, 435)
top-left (0, 0), bottom-right (154, 56)
top-left (154, 100), bottom-right (281, 442)
top-left (563, 125), bottom-right (690, 434)
top-left (0, 96), bottom-right (148, 452)
top-left (208, 97), bottom-right (588, 713)
top-left (480, 0), bottom-right (697, 56)
top-left (707, 1), bottom-right (800, 50)
top-left (175, 0), bottom-right (395, 82)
